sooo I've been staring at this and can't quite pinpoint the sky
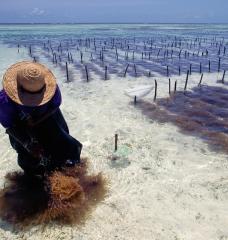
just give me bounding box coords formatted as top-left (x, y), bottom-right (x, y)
top-left (0, 0), bottom-right (227, 24)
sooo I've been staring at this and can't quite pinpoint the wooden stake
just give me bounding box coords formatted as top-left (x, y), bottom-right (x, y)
top-left (218, 58), bottom-right (221, 72)
top-left (85, 65), bottom-right (89, 82)
top-left (66, 62), bottom-right (69, 82)
top-left (154, 79), bottom-right (157, 101)
top-left (105, 66), bottom-right (108, 80)
top-left (184, 70), bottom-right (189, 91)
top-left (124, 64), bottom-right (129, 77)
top-left (115, 134), bottom-right (118, 151)
top-left (198, 73), bottom-right (204, 87)
top-left (134, 96), bottom-right (137, 105)
top-left (222, 70), bottom-right (226, 84)
top-left (174, 80), bottom-right (177, 94)
top-left (169, 78), bottom-right (171, 95)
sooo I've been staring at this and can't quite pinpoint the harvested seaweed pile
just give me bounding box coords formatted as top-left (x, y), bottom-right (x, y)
top-left (0, 158), bottom-right (107, 227)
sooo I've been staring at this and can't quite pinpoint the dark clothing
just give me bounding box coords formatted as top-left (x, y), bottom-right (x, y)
top-left (9, 108), bottom-right (82, 175)
top-left (0, 86), bottom-right (62, 128)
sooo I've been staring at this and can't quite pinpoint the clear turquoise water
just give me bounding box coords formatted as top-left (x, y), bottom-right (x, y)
top-left (0, 24), bottom-right (228, 42)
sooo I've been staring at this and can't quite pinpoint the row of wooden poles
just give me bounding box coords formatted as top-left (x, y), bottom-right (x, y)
top-left (22, 43), bottom-right (226, 84)
top-left (63, 59), bottom-right (225, 83)
top-left (17, 37), bottom-right (227, 84)
top-left (133, 69), bottom-right (227, 105)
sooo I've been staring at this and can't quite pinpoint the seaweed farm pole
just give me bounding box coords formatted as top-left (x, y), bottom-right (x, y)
top-left (189, 64), bottom-right (192, 75)
top-left (105, 66), bottom-right (108, 80)
top-left (166, 66), bottom-right (169, 77)
top-left (154, 79), bottom-right (157, 101)
top-left (222, 70), bottom-right (226, 84)
top-left (169, 78), bottom-right (171, 95)
top-left (198, 73), bottom-right (204, 87)
top-left (80, 52), bottom-right (83, 63)
top-left (218, 57), bottom-right (221, 72)
top-left (179, 66), bottom-right (181, 76)
top-left (200, 62), bottom-right (202, 73)
top-left (115, 134), bottom-right (118, 151)
top-left (209, 60), bottom-right (211, 72)
top-left (134, 96), bottom-right (137, 105)
top-left (184, 70), bottom-right (189, 91)
top-left (174, 80), bottom-right (177, 94)
top-left (85, 65), bottom-right (89, 82)
top-left (66, 62), bottom-right (69, 82)
top-left (124, 64), bottom-right (130, 77)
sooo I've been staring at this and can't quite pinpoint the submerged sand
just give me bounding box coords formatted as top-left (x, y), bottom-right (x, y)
top-left (0, 46), bottom-right (227, 240)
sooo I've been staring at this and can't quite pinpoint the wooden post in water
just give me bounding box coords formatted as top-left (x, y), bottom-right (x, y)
top-left (154, 79), bottom-right (157, 101)
top-left (169, 78), bottom-right (171, 95)
top-left (66, 62), bottom-right (69, 82)
top-left (198, 73), bottom-right (204, 87)
top-left (174, 80), bottom-right (177, 94)
top-left (105, 66), bottom-right (108, 80)
top-left (124, 64), bottom-right (129, 77)
top-left (200, 62), bottom-right (202, 73)
top-left (218, 57), bottom-right (221, 72)
top-left (184, 70), bottom-right (189, 91)
top-left (115, 134), bottom-right (118, 151)
top-left (222, 70), bottom-right (226, 84)
top-left (134, 96), bottom-right (137, 105)
top-left (80, 52), bottom-right (83, 63)
top-left (166, 66), bottom-right (169, 77)
top-left (208, 60), bottom-right (211, 73)
top-left (85, 65), bottom-right (89, 82)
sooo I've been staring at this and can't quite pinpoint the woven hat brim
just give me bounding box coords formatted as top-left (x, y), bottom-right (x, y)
top-left (3, 61), bottom-right (57, 107)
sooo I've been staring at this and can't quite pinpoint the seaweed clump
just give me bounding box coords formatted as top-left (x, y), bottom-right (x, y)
top-left (0, 158), bottom-right (107, 228)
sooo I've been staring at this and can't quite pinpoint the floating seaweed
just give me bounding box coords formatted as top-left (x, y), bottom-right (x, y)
top-left (136, 85), bottom-right (228, 153)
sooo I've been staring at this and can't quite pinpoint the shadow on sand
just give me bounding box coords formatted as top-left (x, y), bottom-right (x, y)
top-left (136, 85), bottom-right (228, 153)
top-left (0, 158), bottom-right (107, 230)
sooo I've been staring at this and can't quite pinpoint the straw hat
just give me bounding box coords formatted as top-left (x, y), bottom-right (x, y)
top-left (3, 61), bottom-right (57, 107)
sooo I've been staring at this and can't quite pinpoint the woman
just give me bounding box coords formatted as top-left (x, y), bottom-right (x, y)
top-left (0, 61), bottom-right (82, 176)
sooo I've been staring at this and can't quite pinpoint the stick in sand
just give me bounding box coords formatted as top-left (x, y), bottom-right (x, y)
top-left (66, 62), bottom-right (69, 82)
top-left (174, 80), bottom-right (177, 94)
top-left (222, 70), bottom-right (226, 84)
top-left (105, 66), bottom-right (108, 80)
top-left (218, 57), bottom-right (221, 72)
top-left (184, 70), bottom-right (189, 91)
top-left (134, 96), bottom-right (137, 105)
top-left (198, 73), bottom-right (204, 87)
top-left (169, 78), bottom-right (171, 95)
top-left (124, 64), bottom-right (130, 77)
top-left (85, 65), bottom-right (89, 82)
top-left (115, 134), bottom-right (118, 151)
top-left (154, 79), bottom-right (157, 101)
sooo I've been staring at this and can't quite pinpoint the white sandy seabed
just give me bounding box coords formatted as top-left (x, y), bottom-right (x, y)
top-left (0, 46), bottom-right (227, 240)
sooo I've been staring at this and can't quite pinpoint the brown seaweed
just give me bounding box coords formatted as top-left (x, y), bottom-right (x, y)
top-left (137, 85), bottom-right (228, 153)
top-left (0, 158), bottom-right (107, 228)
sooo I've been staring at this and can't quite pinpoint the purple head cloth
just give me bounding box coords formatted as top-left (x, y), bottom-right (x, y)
top-left (0, 85), bottom-right (62, 128)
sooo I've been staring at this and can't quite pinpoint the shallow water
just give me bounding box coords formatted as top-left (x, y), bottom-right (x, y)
top-left (0, 24), bottom-right (228, 240)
